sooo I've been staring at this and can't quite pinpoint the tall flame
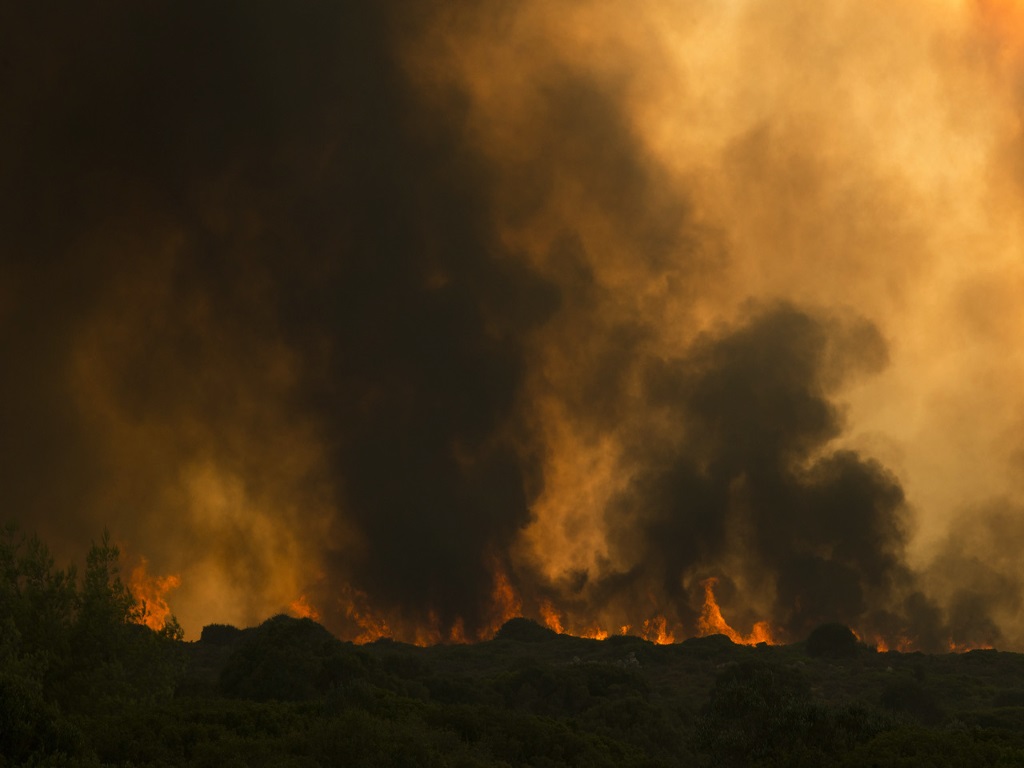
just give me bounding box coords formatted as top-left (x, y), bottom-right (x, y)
top-left (128, 558), bottom-right (181, 632)
top-left (697, 578), bottom-right (775, 645)
top-left (483, 565), bottom-right (523, 639)
top-left (540, 600), bottom-right (565, 634)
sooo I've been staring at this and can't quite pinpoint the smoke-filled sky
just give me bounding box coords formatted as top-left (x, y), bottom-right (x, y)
top-left (5, 0), bottom-right (1024, 650)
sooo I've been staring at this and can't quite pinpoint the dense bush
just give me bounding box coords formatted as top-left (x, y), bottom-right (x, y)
top-left (0, 524), bottom-right (183, 765)
top-left (806, 623), bottom-right (860, 659)
top-left (7, 524), bottom-right (1024, 767)
top-left (220, 615), bottom-right (341, 701)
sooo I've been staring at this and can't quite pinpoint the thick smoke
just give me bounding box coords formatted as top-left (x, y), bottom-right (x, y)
top-left (0, 1), bottom-right (556, 637)
top-left (3, 0), bottom-right (1024, 647)
top-left (598, 305), bottom-right (916, 642)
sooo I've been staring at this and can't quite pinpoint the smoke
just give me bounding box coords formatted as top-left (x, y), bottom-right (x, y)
top-left (3, 0), bottom-right (1024, 647)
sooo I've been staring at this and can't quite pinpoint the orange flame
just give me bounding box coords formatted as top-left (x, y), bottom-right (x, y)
top-left (697, 578), bottom-right (775, 645)
top-left (540, 600), bottom-right (565, 634)
top-left (948, 639), bottom-right (994, 653)
top-left (579, 626), bottom-right (609, 640)
top-left (872, 633), bottom-right (916, 653)
top-left (414, 612), bottom-right (444, 647)
top-left (481, 565), bottom-right (523, 639)
top-left (128, 558), bottom-right (181, 632)
top-left (639, 615), bottom-right (676, 645)
top-left (289, 594), bottom-right (321, 622)
top-left (340, 587), bottom-right (392, 643)
top-left (449, 617), bottom-right (468, 644)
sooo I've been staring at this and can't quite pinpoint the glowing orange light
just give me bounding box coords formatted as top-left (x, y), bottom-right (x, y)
top-left (540, 600), bottom-right (565, 634)
top-left (128, 558), bottom-right (181, 632)
top-left (414, 612), bottom-right (444, 647)
top-left (639, 615), bottom-right (676, 645)
top-left (481, 564), bottom-right (523, 640)
top-left (948, 639), bottom-right (994, 653)
top-left (340, 587), bottom-right (392, 643)
top-left (289, 594), bottom-right (321, 622)
top-left (697, 577), bottom-right (775, 645)
top-left (449, 617), bottom-right (468, 644)
top-left (873, 635), bottom-right (915, 653)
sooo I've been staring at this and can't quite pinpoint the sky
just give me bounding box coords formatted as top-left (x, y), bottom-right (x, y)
top-left (4, 0), bottom-right (1024, 651)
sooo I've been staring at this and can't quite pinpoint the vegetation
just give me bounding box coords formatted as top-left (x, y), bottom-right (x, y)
top-left (4, 525), bottom-right (1024, 766)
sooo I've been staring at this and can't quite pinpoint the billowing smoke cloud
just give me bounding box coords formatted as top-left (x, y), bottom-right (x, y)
top-left (3, 0), bottom-right (1024, 647)
top-left (608, 305), bottom-right (909, 637)
top-left (0, 1), bottom-right (560, 639)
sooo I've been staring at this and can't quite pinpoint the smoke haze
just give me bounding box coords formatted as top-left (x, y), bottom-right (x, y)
top-left (3, 0), bottom-right (1024, 648)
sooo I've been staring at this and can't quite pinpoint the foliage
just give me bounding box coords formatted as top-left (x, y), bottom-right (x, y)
top-left (805, 623), bottom-right (860, 659)
top-left (494, 617), bottom-right (560, 643)
top-left (8, 527), bottom-right (1024, 766)
top-left (0, 524), bottom-right (184, 765)
top-left (220, 615), bottom-right (342, 701)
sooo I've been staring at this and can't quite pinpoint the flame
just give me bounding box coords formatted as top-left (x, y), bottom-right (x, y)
top-left (449, 617), bottom-right (468, 644)
top-left (639, 615), bottom-right (676, 645)
top-left (340, 586), bottom-right (392, 643)
top-left (128, 558), bottom-right (181, 631)
top-left (414, 613), bottom-right (444, 647)
top-left (289, 594), bottom-right (321, 622)
top-left (948, 639), bottom-right (994, 652)
top-left (697, 578), bottom-right (775, 645)
top-left (579, 626), bottom-right (609, 640)
top-left (872, 635), bottom-right (915, 653)
top-left (540, 600), bottom-right (565, 634)
top-left (482, 565), bottom-right (523, 639)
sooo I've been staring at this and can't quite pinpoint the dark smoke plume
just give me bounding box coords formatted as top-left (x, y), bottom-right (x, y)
top-left (580, 304), bottom-right (936, 642)
top-left (1, 0), bottom-right (1019, 648)
top-left (0, 1), bottom-right (556, 636)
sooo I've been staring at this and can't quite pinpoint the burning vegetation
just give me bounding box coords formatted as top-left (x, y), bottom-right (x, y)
top-left (128, 558), bottom-right (182, 633)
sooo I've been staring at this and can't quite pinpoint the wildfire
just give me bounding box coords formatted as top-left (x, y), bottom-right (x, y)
top-left (540, 600), bottom-right (565, 634)
top-left (340, 586), bottom-right (392, 643)
top-left (449, 617), bottom-right (468, 644)
top-left (697, 578), bottom-right (775, 645)
top-left (579, 626), bottom-right (610, 640)
top-left (335, 571), bottom-right (774, 648)
top-left (874, 636), bottom-right (915, 653)
top-left (482, 565), bottom-right (524, 640)
top-left (289, 594), bottom-right (321, 622)
top-left (639, 616), bottom-right (676, 645)
top-left (128, 558), bottom-right (181, 632)
top-left (949, 639), bottom-right (994, 653)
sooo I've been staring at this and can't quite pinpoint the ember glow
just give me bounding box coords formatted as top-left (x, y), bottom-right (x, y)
top-left (6, 0), bottom-right (1024, 651)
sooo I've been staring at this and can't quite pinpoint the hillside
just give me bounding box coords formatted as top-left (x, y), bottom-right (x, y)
top-left (4, 526), bottom-right (1023, 766)
top-left (139, 616), bottom-right (1024, 766)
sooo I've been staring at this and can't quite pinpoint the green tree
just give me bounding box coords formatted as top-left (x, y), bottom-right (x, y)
top-left (62, 530), bottom-right (183, 709)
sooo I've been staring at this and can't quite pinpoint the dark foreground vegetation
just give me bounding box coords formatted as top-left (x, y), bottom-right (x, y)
top-left (5, 528), bottom-right (1024, 766)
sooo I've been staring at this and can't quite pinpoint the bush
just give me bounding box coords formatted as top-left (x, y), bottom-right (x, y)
top-left (806, 623), bottom-right (859, 659)
top-left (220, 615), bottom-right (341, 701)
top-left (494, 618), bottom-right (558, 643)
